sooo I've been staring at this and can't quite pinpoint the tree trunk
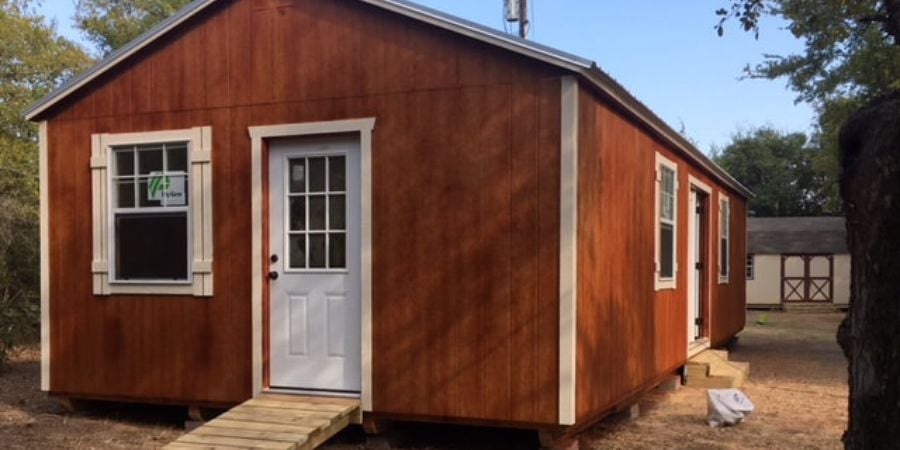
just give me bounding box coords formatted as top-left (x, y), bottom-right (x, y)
top-left (837, 91), bottom-right (900, 450)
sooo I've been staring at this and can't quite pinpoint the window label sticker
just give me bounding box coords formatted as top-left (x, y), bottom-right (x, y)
top-left (148, 172), bottom-right (186, 205)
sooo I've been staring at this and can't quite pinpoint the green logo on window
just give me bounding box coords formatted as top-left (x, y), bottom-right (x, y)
top-left (148, 173), bottom-right (171, 198)
top-left (148, 171), bottom-right (186, 205)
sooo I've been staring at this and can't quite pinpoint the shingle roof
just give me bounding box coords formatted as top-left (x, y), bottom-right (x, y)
top-left (22, 0), bottom-right (752, 198)
top-left (748, 217), bottom-right (848, 254)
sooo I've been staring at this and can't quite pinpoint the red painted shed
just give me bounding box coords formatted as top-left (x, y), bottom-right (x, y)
top-left (26, 0), bottom-right (750, 437)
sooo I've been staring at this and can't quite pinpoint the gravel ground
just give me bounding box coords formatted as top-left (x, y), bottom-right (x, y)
top-left (582, 311), bottom-right (848, 450)
top-left (0, 311), bottom-right (847, 449)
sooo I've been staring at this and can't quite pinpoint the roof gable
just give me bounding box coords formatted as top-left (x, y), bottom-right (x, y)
top-left (24, 0), bottom-right (753, 198)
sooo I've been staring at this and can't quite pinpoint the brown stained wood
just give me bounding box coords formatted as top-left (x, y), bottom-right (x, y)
top-left (35, 0), bottom-right (746, 431)
top-left (575, 89), bottom-right (747, 422)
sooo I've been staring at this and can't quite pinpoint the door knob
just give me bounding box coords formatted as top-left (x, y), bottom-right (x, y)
top-left (268, 271), bottom-right (279, 280)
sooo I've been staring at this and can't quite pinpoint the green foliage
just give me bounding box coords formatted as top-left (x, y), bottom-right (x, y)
top-left (717, 1), bottom-right (900, 213)
top-left (74, 0), bottom-right (193, 56)
top-left (756, 314), bottom-right (769, 325)
top-left (712, 127), bottom-right (828, 216)
top-left (0, 0), bottom-right (91, 367)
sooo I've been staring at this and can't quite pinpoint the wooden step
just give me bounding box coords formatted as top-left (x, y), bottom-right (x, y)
top-left (684, 349), bottom-right (750, 388)
top-left (165, 394), bottom-right (360, 450)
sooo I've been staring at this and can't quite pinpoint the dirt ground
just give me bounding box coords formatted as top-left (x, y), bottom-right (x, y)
top-left (0, 311), bottom-right (847, 449)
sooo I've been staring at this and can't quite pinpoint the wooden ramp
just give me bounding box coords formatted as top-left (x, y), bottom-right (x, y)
top-left (165, 394), bottom-right (361, 450)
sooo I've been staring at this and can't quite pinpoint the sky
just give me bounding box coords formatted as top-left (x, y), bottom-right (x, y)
top-left (36, 0), bottom-right (815, 153)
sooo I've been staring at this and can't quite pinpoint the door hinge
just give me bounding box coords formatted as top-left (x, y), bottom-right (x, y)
top-left (695, 317), bottom-right (704, 326)
top-left (696, 204), bottom-right (704, 214)
top-left (695, 261), bottom-right (703, 270)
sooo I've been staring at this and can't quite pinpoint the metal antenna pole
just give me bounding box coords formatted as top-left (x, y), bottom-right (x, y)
top-left (518, 0), bottom-right (529, 38)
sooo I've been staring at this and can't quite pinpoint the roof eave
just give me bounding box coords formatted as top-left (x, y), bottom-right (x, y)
top-left (23, 0), bottom-right (753, 199)
top-left (23, 0), bottom-right (219, 121)
top-left (578, 66), bottom-right (754, 199)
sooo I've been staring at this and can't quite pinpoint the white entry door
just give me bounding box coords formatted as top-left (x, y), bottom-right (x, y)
top-left (687, 189), bottom-right (705, 344)
top-left (268, 135), bottom-right (361, 393)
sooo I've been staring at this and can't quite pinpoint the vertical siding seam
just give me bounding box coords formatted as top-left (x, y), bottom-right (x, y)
top-left (559, 76), bottom-right (578, 425)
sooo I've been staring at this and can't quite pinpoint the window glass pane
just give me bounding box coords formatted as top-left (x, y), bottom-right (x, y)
top-left (289, 197), bottom-right (306, 231)
top-left (329, 195), bottom-right (345, 230)
top-left (720, 238), bottom-right (729, 276)
top-left (289, 159), bottom-right (306, 193)
top-left (289, 235), bottom-right (306, 269)
top-left (137, 145), bottom-right (163, 175)
top-left (309, 234), bottom-right (326, 268)
top-left (329, 233), bottom-right (346, 268)
top-left (116, 180), bottom-right (136, 208)
top-left (138, 179), bottom-right (163, 207)
top-left (166, 144), bottom-right (188, 172)
top-left (115, 149), bottom-right (134, 176)
top-left (659, 166), bottom-right (675, 221)
top-left (308, 195), bottom-right (326, 230)
top-left (308, 157), bottom-right (326, 192)
top-left (660, 223), bottom-right (674, 278)
top-left (329, 156), bottom-right (345, 191)
top-left (115, 212), bottom-right (188, 280)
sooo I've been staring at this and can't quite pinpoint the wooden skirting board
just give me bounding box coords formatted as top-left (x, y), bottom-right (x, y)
top-left (165, 394), bottom-right (361, 450)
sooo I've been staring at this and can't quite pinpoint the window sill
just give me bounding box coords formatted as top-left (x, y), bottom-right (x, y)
top-left (655, 279), bottom-right (677, 291)
top-left (718, 277), bottom-right (730, 285)
top-left (105, 283), bottom-right (196, 296)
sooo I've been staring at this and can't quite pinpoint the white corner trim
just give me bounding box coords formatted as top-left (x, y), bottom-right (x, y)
top-left (559, 76), bottom-right (578, 426)
top-left (39, 121), bottom-right (50, 392)
top-left (249, 118), bottom-right (376, 411)
top-left (654, 153), bottom-right (678, 292)
top-left (718, 193), bottom-right (731, 284)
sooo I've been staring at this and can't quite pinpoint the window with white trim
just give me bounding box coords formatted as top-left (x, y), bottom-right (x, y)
top-left (746, 253), bottom-right (754, 280)
top-left (91, 127), bottom-right (213, 296)
top-left (718, 195), bottom-right (730, 283)
top-left (655, 153), bottom-right (678, 290)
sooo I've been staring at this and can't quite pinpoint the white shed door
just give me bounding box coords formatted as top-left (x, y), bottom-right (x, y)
top-left (268, 136), bottom-right (361, 393)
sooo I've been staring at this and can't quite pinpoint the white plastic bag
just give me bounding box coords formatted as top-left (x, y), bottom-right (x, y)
top-left (707, 389), bottom-right (755, 427)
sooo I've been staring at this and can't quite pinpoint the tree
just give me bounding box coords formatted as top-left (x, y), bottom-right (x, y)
top-left (712, 127), bottom-right (825, 217)
top-left (717, 0), bottom-right (900, 213)
top-left (836, 92), bottom-right (900, 450)
top-left (74, 0), bottom-right (192, 56)
top-left (0, 0), bottom-right (91, 366)
top-left (718, 1), bottom-right (900, 448)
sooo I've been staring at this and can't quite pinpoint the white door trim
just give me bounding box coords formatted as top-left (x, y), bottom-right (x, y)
top-left (559, 76), bottom-right (579, 426)
top-left (249, 118), bottom-right (375, 411)
top-left (687, 175), bottom-right (712, 352)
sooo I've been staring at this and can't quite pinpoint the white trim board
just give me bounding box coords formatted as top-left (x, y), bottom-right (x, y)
top-left (249, 118), bottom-right (376, 411)
top-left (558, 76), bottom-right (578, 426)
top-left (39, 121), bottom-right (50, 391)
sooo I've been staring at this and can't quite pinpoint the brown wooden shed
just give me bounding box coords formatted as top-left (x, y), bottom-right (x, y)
top-left (26, 0), bottom-right (750, 438)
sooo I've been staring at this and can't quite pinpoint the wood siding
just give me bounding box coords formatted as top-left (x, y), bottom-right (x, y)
top-left (44, 0), bottom-right (561, 425)
top-left (575, 88), bottom-right (747, 422)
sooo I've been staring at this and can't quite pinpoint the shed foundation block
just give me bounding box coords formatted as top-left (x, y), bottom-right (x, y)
top-left (539, 430), bottom-right (580, 450)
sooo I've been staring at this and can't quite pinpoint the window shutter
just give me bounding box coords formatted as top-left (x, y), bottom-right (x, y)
top-left (191, 126), bottom-right (214, 296)
top-left (90, 134), bottom-right (110, 295)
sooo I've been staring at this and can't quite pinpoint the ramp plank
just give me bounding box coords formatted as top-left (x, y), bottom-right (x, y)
top-left (164, 395), bottom-right (360, 450)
